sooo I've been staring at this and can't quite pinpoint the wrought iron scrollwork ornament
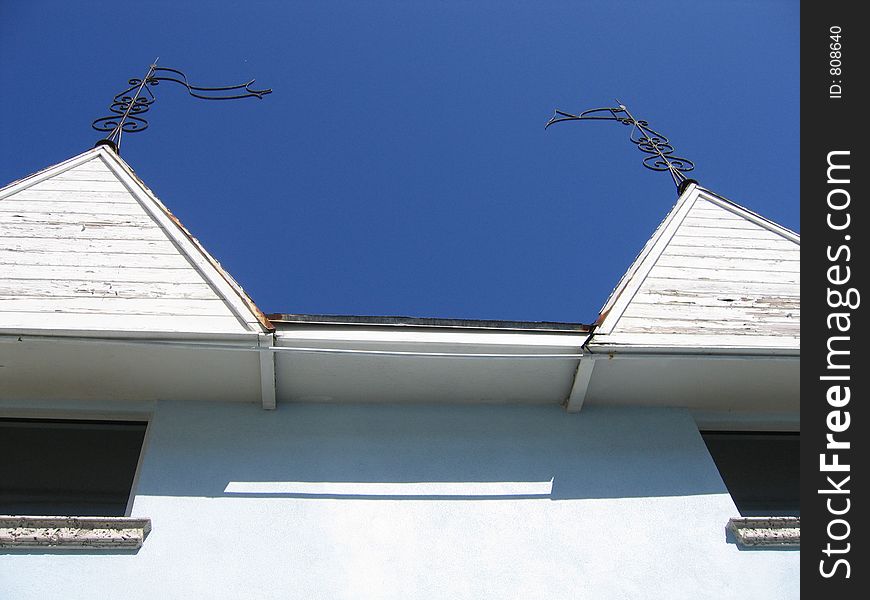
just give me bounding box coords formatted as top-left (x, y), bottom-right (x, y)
top-left (545, 101), bottom-right (695, 191)
top-left (92, 59), bottom-right (272, 151)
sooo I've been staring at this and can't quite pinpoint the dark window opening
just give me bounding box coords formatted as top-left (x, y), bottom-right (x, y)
top-left (0, 418), bottom-right (147, 517)
top-left (701, 431), bottom-right (799, 517)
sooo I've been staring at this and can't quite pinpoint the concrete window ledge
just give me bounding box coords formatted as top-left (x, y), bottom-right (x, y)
top-left (0, 516), bottom-right (151, 549)
top-left (727, 517), bottom-right (800, 547)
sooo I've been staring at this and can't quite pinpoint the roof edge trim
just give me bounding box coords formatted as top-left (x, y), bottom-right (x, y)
top-left (0, 148), bottom-right (104, 201)
top-left (94, 146), bottom-right (274, 333)
top-left (267, 313), bottom-right (592, 333)
top-left (593, 182), bottom-right (702, 335)
top-left (694, 186), bottom-right (800, 244)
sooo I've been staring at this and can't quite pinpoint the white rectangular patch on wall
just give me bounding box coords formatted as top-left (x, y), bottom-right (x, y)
top-left (224, 480), bottom-right (554, 497)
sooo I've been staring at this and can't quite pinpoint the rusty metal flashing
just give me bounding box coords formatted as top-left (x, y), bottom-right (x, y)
top-left (266, 313), bottom-right (592, 333)
top-left (157, 203), bottom-right (275, 332)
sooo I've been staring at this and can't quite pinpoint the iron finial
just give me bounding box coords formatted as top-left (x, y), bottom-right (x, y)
top-left (545, 100), bottom-right (695, 192)
top-left (92, 61), bottom-right (272, 151)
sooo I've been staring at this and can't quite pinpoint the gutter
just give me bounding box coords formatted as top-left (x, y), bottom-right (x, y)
top-left (3, 332), bottom-right (587, 411)
top-left (562, 334), bottom-right (800, 413)
top-left (2, 332), bottom-right (278, 411)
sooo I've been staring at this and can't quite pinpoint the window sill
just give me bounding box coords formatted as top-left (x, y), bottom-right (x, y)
top-left (0, 516), bottom-right (151, 549)
top-left (727, 517), bottom-right (800, 547)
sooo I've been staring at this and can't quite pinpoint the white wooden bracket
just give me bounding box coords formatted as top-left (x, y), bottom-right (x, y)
top-left (564, 353), bottom-right (597, 413)
top-left (258, 333), bottom-right (276, 410)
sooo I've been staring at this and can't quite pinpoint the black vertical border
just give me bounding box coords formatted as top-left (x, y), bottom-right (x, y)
top-left (802, 1), bottom-right (866, 595)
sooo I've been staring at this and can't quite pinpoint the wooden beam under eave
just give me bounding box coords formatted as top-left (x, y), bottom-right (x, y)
top-left (258, 333), bottom-right (277, 410)
top-left (564, 355), bottom-right (596, 413)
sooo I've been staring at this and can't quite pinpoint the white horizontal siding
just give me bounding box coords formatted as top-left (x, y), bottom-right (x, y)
top-left (631, 290), bottom-right (799, 311)
top-left (0, 249), bottom-right (192, 268)
top-left (655, 254), bottom-right (800, 272)
top-left (678, 210), bottom-right (745, 222)
top-left (602, 191), bottom-right (800, 350)
top-left (672, 225), bottom-right (790, 240)
top-left (614, 317), bottom-right (799, 338)
top-left (0, 279), bottom-right (218, 300)
top-left (0, 311), bottom-right (245, 333)
top-left (661, 244), bottom-right (799, 261)
top-left (5, 237), bottom-right (179, 254)
top-left (0, 199), bottom-right (152, 215)
top-left (681, 215), bottom-right (772, 230)
top-left (624, 302), bottom-right (798, 324)
top-left (643, 276), bottom-right (798, 297)
top-left (3, 211), bottom-right (157, 226)
top-left (27, 178), bottom-right (130, 193)
top-left (591, 332), bottom-right (799, 350)
top-left (615, 316), bottom-right (800, 336)
top-left (0, 297), bottom-right (234, 316)
top-left (648, 265), bottom-right (799, 284)
top-left (8, 189), bottom-right (141, 202)
top-left (43, 167), bottom-right (119, 181)
top-left (0, 151), bottom-right (252, 335)
top-left (1, 222), bottom-right (169, 240)
top-left (3, 264), bottom-right (209, 284)
top-left (669, 235), bottom-right (795, 250)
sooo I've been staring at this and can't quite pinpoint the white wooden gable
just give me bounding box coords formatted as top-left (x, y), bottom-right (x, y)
top-left (0, 146), bottom-right (270, 338)
top-left (589, 183), bottom-right (799, 353)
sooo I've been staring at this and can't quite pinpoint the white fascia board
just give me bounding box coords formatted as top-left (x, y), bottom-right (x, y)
top-left (3, 328), bottom-right (261, 343)
top-left (587, 337), bottom-right (801, 357)
top-left (0, 149), bottom-right (102, 199)
top-left (275, 327), bottom-right (588, 350)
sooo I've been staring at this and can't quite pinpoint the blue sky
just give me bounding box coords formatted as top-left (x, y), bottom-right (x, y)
top-left (0, 1), bottom-right (799, 324)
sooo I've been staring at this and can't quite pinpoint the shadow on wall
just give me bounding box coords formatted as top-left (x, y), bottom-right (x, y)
top-left (134, 401), bottom-right (728, 501)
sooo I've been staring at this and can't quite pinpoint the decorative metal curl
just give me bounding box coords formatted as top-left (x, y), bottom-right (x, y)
top-left (545, 101), bottom-right (695, 191)
top-left (92, 59), bottom-right (272, 151)
top-left (92, 76), bottom-right (157, 138)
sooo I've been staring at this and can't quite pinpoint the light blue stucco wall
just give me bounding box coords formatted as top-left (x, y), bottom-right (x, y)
top-left (1, 401), bottom-right (798, 599)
